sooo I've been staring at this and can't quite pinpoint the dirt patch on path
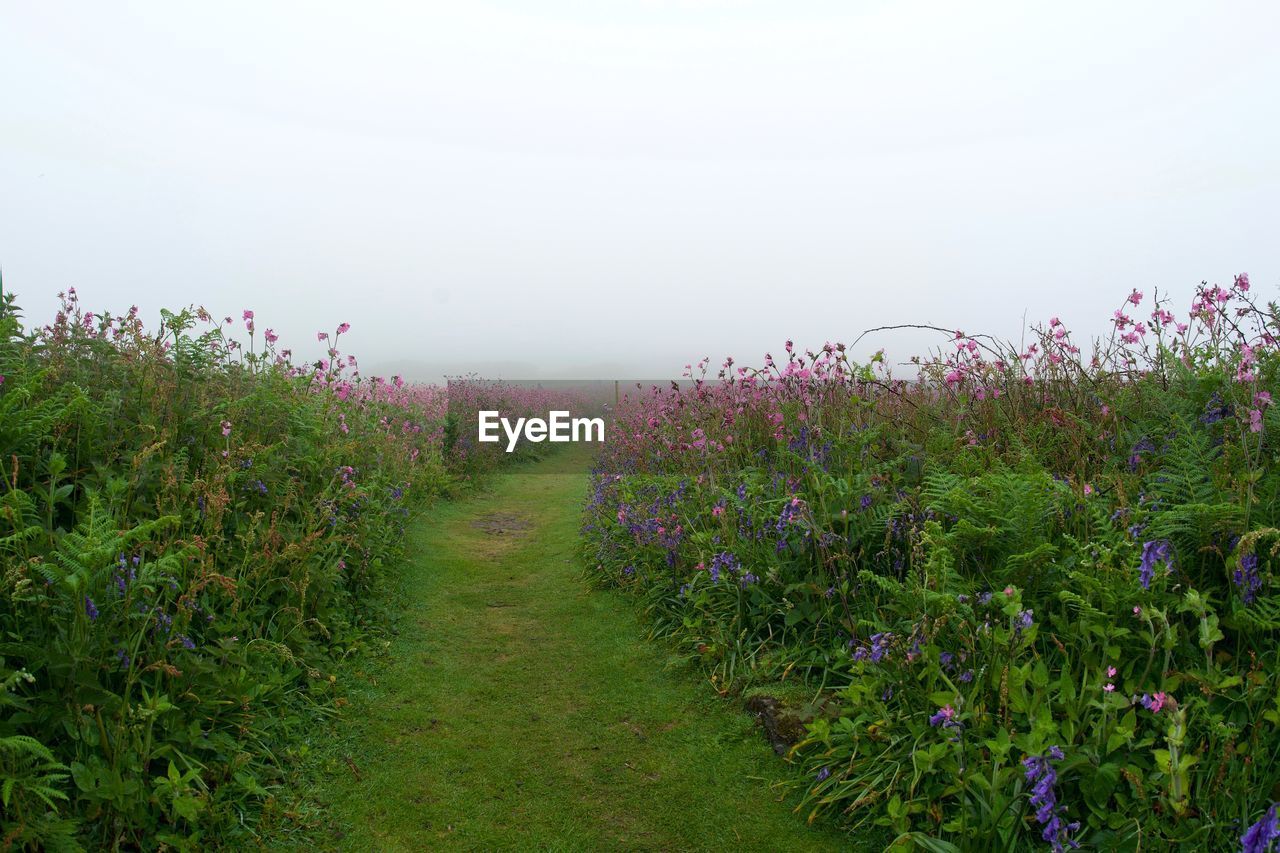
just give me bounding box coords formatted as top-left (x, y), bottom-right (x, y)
top-left (470, 513), bottom-right (533, 536)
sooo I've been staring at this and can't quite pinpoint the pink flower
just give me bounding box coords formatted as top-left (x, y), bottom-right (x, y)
top-left (1235, 272), bottom-right (1250, 291)
top-left (264, 328), bottom-right (279, 345)
top-left (1128, 289), bottom-right (1143, 306)
top-left (1107, 666), bottom-right (1116, 678)
top-left (317, 332), bottom-right (329, 342)
top-left (1250, 409), bottom-right (1264, 433)
top-left (337, 323), bottom-right (351, 335)
top-left (712, 506), bottom-right (724, 517)
top-left (220, 420), bottom-right (232, 437)
top-left (1133, 606), bottom-right (1142, 616)
top-left (1104, 683), bottom-right (1115, 693)
top-left (1256, 391), bottom-right (1272, 408)
top-left (1083, 484), bottom-right (1093, 496)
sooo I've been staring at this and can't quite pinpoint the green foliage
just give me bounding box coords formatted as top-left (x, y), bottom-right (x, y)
top-left (0, 288), bottom-right (457, 847)
top-left (582, 293), bottom-right (1280, 848)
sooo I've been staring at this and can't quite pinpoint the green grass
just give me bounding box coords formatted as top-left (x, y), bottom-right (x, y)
top-left (289, 447), bottom-right (847, 851)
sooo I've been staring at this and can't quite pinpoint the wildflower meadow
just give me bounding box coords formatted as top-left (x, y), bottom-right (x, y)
top-left (3, 274), bottom-right (1279, 851)
top-left (582, 275), bottom-right (1280, 850)
top-left (0, 285), bottom-right (576, 848)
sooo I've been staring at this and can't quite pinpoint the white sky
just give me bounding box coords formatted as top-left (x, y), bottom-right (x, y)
top-left (2, 2), bottom-right (1278, 379)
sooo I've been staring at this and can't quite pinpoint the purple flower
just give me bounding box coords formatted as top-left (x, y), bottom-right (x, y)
top-left (1138, 539), bottom-right (1173, 589)
top-left (860, 494), bottom-right (873, 511)
top-left (1235, 553), bottom-right (1263, 605)
top-left (852, 631), bottom-right (893, 663)
top-left (1022, 746), bottom-right (1079, 851)
top-left (815, 767), bottom-right (831, 782)
top-left (84, 597), bottom-right (99, 621)
top-left (1242, 803), bottom-right (1280, 853)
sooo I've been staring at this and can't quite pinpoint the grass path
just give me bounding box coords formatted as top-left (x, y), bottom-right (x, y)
top-left (298, 447), bottom-right (846, 851)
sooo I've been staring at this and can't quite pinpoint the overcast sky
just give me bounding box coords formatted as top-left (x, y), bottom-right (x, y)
top-left (2, 2), bottom-right (1278, 379)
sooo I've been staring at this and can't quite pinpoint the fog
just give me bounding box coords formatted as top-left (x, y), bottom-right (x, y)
top-left (3, 2), bottom-right (1278, 380)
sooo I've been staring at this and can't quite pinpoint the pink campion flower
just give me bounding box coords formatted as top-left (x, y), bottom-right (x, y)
top-left (220, 420), bottom-right (232, 437)
top-left (317, 332), bottom-right (329, 342)
top-left (1050, 316), bottom-right (1061, 328)
top-left (1133, 606), bottom-right (1142, 616)
top-left (928, 705), bottom-right (956, 726)
top-left (1083, 484), bottom-right (1094, 496)
top-left (1114, 310), bottom-right (1131, 327)
top-left (712, 505), bottom-right (724, 517)
top-left (1143, 692), bottom-right (1168, 714)
top-left (1251, 409), bottom-right (1264, 433)
top-left (1107, 666), bottom-right (1117, 678)
top-left (243, 309), bottom-right (254, 322)
top-left (1104, 683), bottom-right (1115, 693)
top-left (1257, 391), bottom-right (1273, 408)
top-left (264, 328), bottom-right (279, 345)
top-left (1176, 322), bottom-right (1188, 333)
top-left (1128, 289), bottom-right (1143, 305)
top-left (1235, 272), bottom-right (1250, 291)
top-left (337, 322), bottom-right (351, 335)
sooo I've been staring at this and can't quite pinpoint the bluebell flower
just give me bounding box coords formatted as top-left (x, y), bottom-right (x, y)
top-left (1241, 802), bottom-right (1280, 853)
top-left (1138, 539), bottom-right (1173, 589)
top-left (1234, 553), bottom-right (1263, 604)
top-left (1022, 746), bottom-right (1079, 851)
